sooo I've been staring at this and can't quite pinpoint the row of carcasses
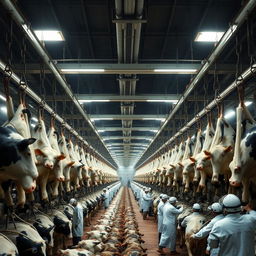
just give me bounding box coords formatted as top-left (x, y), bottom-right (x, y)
top-left (0, 96), bottom-right (118, 207)
top-left (135, 102), bottom-right (256, 204)
top-left (0, 187), bottom-right (110, 256)
top-left (58, 186), bottom-right (148, 256)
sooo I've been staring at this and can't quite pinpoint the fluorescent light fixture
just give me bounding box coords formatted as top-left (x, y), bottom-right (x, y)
top-left (61, 69), bottom-right (105, 73)
top-left (0, 106), bottom-right (7, 114)
top-left (34, 30), bottom-right (65, 41)
top-left (31, 117), bottom-right (38, 122)
top-left (195, 31), bottom-right (224, 42)
top-left (142, 118), bottom-right (165, 121)
top-left (91, 118), bottom-right (114, 121)
top-left (79, 100), bottom-right (110, 103)
top-left (146, 99), bottom-right (178, 103)
top-left (0, 95), bottom-right (6, 101)
top-left (98, 130), bottom-right (106, 132)
top-left (154, 69), bottom-right (197, 74)
top-left (150, 130), bottom-right (158, 133)
top-left (245, 101), bottom-right (252, 106)
top-left (224, 110), bottom-right (235, 119)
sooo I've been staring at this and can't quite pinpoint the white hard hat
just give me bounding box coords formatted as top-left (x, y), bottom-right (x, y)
top-left (169, 197), bottom-right (178, 203)
top-left (69, 198), bottom-right (77, 205)
top-left (192, 203), bottom-right (201, 210)
top-left (162, 194), bottom-right (169, 200)
top-left (159, 194), bottom-right (164, 198)
top-left (222, 194), bottom-right (241, 212)
top-left (208, 202), bottom-right (223, 213)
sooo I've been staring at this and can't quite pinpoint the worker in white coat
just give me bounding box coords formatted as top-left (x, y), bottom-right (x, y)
top-left (208, 194), bottom-right (256, 256)
top-left (69, 198), bottom-right (84, 245)
top-left (158, 197), bottom-right (183, 255)
top-left (102, 188), bottom-right (110, 209)
top-left (139, 187), bottom-right (146, 212)
top-left (192, 202), bottom-right (224, 256)
top-left (181, 203), bottom-right (201, 228)
top-left (157, 194), bottom-right (169, 243)
top-left (142, 188), bottom-right (153, 219)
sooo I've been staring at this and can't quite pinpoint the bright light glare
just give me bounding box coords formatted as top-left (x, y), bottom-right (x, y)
top-left (0, 95), bottom-right (6, 101)
top-left (31, 117), bottom-right (38, 122)
top-left (31, 123), bottom-right (36, 128)
top-left (224, 110), bottom-right (235, 119)
top-left (150, 130), bottom-right (158, 133)
top-left (195, 32), bottom-right (224, 42)
top-left (154, 69), bottom-right (197, 74)
top-left (34, 30), bottom-right (64, 41)
top-left (0, 106), bottom-right (7, 114)
top-left (98, 130), bottom-right (106, 132)
top-left (245, 101), bottom-right (252, 106)
top-left (61, 69), bottom-right (105, 73)
top-left (146, 99), bottom-right (178, 103)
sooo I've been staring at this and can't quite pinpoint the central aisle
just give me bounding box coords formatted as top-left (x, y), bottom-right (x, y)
top-left (128, 188), bottom-right (188, 256)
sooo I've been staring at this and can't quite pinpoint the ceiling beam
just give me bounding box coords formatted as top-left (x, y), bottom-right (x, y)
top-left (64, 114), bottom-right (166, 120)
top-left (13, 63), bottom-right (237, 75)
top-left (77, 127), bottom-right (159, 131)
top-left (103, 136), bottom-right (152, 140)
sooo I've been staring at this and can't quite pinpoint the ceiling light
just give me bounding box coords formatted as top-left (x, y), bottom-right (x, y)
top-left (61, 69), bottom-right (105, 73)
top-left (79, 100), bottom-right (110, 103)
top-left (224, 110), bottom-right (235, 119)
top-left (150, 130), bottom-right (158, 133)
top-left (0, 106), bottom-right (7, 114)
top-left (98, 130), bottom-right (106, 132)
top-left (195, 31), bottom-right (224, 42)
top-left (0, 95), bottom-right (6, 101)
top-left (245, 101), bottom-right (252, 106)
top-left (91, 118), bottom-right (114, 121)
top-left (146, 99), bottom-right (178, 103)
top-left (142, 118), bottom-right (165, 121)
top-left (34, 30), bottom-right (65, 41)
top-left (154, 69), bottom-right (197, 74)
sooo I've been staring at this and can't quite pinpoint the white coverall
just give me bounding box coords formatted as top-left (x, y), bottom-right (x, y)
top-left (72, 203), bottom-right (84, 237)
top-left (193, 214), bottom-right (225, 256)
top-left (159, 202), bottom-right (183, 251)
top-left (141, 192), bottom-right (153, 212)
top-left (139, 189), bottom-right (145, 210)
top-left (208, 211), bottom-right (256, 256)
top-left (157, 200), bottom-right (165, 233)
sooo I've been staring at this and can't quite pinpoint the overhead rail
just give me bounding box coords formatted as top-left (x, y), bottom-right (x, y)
top-left (136, 61), bottom-right (256, 169)
top-left (0, 59), bottom-right (117, 170)
top-left (1, 0), bottom-right (114, 166)
top-left (136, 0), bottom-right (256, 168)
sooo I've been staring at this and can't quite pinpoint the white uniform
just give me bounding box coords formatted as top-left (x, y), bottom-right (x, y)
top-left (141, 193), bottom-right (153, 212)
top-left (208, 211), bottom-right (256, 256)
top-left (72, 203), bottom-right (84, 237)
top-left (159, 202), bottom-right (183, 250)
top-left (139, 190), bottom-right (145, 210)
top-left (157, 200), bottom-right (165, 233)
top-left (194, 214), bottom-right (225, 256)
